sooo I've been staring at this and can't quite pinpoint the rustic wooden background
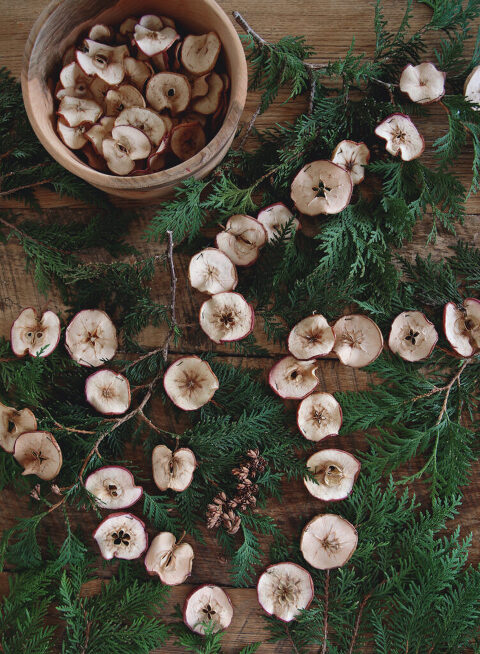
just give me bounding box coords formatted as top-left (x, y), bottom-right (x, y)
top-left (1, 1), bottom-right (480, 652)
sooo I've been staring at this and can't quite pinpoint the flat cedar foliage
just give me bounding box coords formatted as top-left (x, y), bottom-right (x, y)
top-left (1, 0), bottom-right (480, 652)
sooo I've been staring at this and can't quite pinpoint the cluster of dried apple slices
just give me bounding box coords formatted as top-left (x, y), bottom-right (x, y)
top-left (55, 14), bottom-right (229, 175)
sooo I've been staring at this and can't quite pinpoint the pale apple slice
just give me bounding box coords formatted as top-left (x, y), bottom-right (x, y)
top-left (304, 449), bottom-right (361, 501)
top-left (124, 57), bottom-right (153, 90)
top-left (76, 40), bottom-right (129, 85)
top-left (13, 431), bottom-right (62, 480)
top-left (257, 203), bottom-right (300, 242)
top-left (65, 309), bottom-right (117, 367)
top-left (163, 356), bottom-right (219, 411)
top-left (300, 513), bottom-right (358, 569)
top-left (152, 444), bottom-right (197, 491)
top-left (88, 24), bottom-right (114, 43)
top-left (11, 308), bottom-right (61, 358)
top-left (181, 32), bottom-right (221, 76)
top-left (464, 66), bottom-right (480, 110)
top-left (333, 314), bottom-right (383, 368)
top-left (375, 113), bottom-right (425, 161)
top-left (269, 356), bottom-right (318, 400)
top-left (139, 14), bottom-right (164, 30)
top-left (215, 214), bottom-right (267, 266)
top-left (145, 532), bottom-right (194, 585)
top-left (331, 140), bottom-right (370, 185)
top-left (388, 311), bottom-right (438, 362)
top-left (85, 466), bottom-right (143, 509)
top-left (57, 62), bottom-right (92, 100)
top-left (188, 248), bottom-right (238, 295)
top-left (199, 292), bottom-right (255, 343)
top-left (115, 107), bottom-right (167, 146)
top-left (170, 122), bottom-right (206, 161)
top-left (288, 315), bottom-right (335, 359)
top-left (58, 96), bottom-right (102, 128)
top-left (85, 369), bottom-right (131, 415)
top-left (86, 116), bottom-right (115, 154)
top-left (257, 562), bottom-right (314, 622)
top-left (399, 62), bottom-right (446, 104)
top-left (444, 299), bottom-right (480, 357)
top-left (105, 85), bottom-right (146, 116)
top-left (93, 513), bottom-right (148, 560)
top-left (183, 585), bottom-right (233, 635)
top-left (192, 72), bottom-right (223, 115)
top-left (291, 160), bottom-right (353, 216)
top-left (146, 72), bottom-right (191, 115)
top-left (0, 403), bottom-right (37, 453)
top-left (134, 23), bottom-right (179, 57)
top-left (103, 125), bottom-right (151, 175)
top-left (297, 392), bottom-right (342, 442)
top-left (57, 120), bottom-right (88, 149)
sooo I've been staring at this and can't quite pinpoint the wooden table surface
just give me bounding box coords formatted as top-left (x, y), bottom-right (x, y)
top-left (1, 1), bottom-right (480, 652)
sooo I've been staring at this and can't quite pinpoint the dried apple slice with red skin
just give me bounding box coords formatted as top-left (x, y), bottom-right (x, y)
top-left (115, 107), bottom-right (167, 146)
top-left (257, 562), bottom-right (314, 622)
top-left (464, 66), bottom-right (480, 110)
top-left (58, 62), bottom-right (92, 100)
top-left (388, 311), bottom-right (438, 362)
top-left (269, 356), bottom-right (318, 400)
top-left (304, 449), bottom-right (361, 501)
top-left (188, 248), bottom-right (238, 295)
top-left (146, 72), bottom-right (191, 115)
top-left (191, 74), bottom-right (210, 99)
top-left (119, 16), bottom-right (137, 40)
top-left (88, 24), bottom-right (114, 43)
top-left (57, 120), bottom-right (88, 149)
top-left (139, 14), bottom-right (164, 30)
top-left (199, 292), bottom-right (255, 344)
top-left (103, 125), bottom-right (151, 175)
top-left (444, 299), bottom-right (480, 357)
top-left (148, 150), bottom-right (167, 172)
top-left (89, 77), bottom-right (110, 107)
top-left (85, 466), bottom-right (143, 509)
top-left (257, 203), bottom-right (300, 242)
top-left (300, 513), bottom-right (358, 569)
top-left (399, 62), bottom-right (446, 104)
top-left (11, 308), bottom-right (61, 358)
top-left (58, 96), bottom-right (102, 128)
top-left (0, 403), bottom-right (37, 453)
top-left (170, 122), bottom-right (206, 161)
top-left (82, 142), bottom-right (108, 172)
top-left (181, 32), bottom-right (221, 76)
top-left (13, 431), bottom-right (62, 480)
top-left (297, 392), bottom-right (342, 442)
top-left (160, 15), bottom-right (176, 28)
top-left (183, 585), bottom-right (233, 635)
top-left (375, 113), bottom-right (425, 161)
top-left (152, 444), bottom-right (197, 491)
top-left (172, 41), bottom-right (183, 71)
top-left (76, 40), bottom-right (129, 85)
top-left (134, 23), bottom-right (179, 57)
top-left (65, 309), bottom-right (117, 367)
top-left (288, 315), bottom-right (335, 360)
top-left (192, 72), bottom-right (223, 115)
top-left (105, 85), bottom-right (146, 116)
top-left (85, 369), bottom-right (131, 415)
top-left (152, 51), bottom-right (170, 72)
top-left (163, 356), bottom-right (219, 411)
top-left (333, 314), bottom-right (384, 368)
top-left (124, 57), bottom-right (153, 90)
top-left (291, 160), bottom-right (353, 216)
top-left (215, 214), bottom-right (267, 266)
top-left (145, 532), bottom-right (194, 585)
top-left (93, 512), bottom-right (148, 560)
top-left (331, 140), bottom-right (370, 185)
top-left (86, 116), bottom-right (115, 154)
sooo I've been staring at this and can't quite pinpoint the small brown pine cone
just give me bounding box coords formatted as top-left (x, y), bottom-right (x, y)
top-left (223, 512), bottom-right (242, 535)
top-left (246, 449), bottom-right (259, 459)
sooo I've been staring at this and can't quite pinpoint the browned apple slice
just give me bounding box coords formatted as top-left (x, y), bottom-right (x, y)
top-left (160, 15), bottom-right (176, 28)
top-left (134, 23), bottom-right (179, 57)
top-left (93, 513), bottom-right (148, 560)
top-left (152, 444), bottom-right (197, 491)
top-left (119, 16), bottom-right (137, 41)
top-left (82, 143), bottom-right (108, 172)
top-left (301, 514), bottom-right (357, 569)
top-left (331, 140), bottom-right (370, 185)
top-left (188, 248), bottom-right (238, 294)
top-left (124, 57), bottom-right (153, 90)
top-left (146, 72), bottom-right (191, 115)
top-left (65, 309), bottom-right (117, 367)
top-left (192, 72), bottom-right (223, 115)
top-left (148, 150), bottom-right (167, 172)
top-left (172, 41), bottom-right (183, 71)
top-left (0, 402), bottom-right (37, 453)
top-left (58, 96), bottom-right (102, 128)
top-left (145, 532), bottom-right (194, 585)
top-left (304, 449), bottom-right (360, 501)
top-left (13, 431), bottom-right (62, 480)
top-left (332, 314), bottom-right (383, 368)
top-left (170, 122), bottom-right (206, 161)
top-left (199, 292), bottom-right (255, 343)
top-left (191, 74), bottom-right (210, 99)
top-left (105, 84), bottom-right (146, 116)
top-left (86, 116), bottom-right (115, 154)
top-left (388, 311), bottom-right (438, 362)
top-left (269, 356), bottom-right (318, 400)
top-left (257, 562), bottom-right (314, 622)
top-left (444, 299), bottom-right (480, 357)
top-left (89, 77), bottom-right (110, 107)
top-left (76, 40), bottom-right (129, 85)
top-left (152, 51), bottom-right (169, 72)
top-left (215, 214), bottom-right (267, 266)
top-left (181, 32), bottom-right (221, 76)
top-left (139, 14), bottom-right (164, 30)
top-left (375, 114), bottom-right (425, 161)
top-left (115, 107), bottom-right (167, 146)
top-left (291, 160), bottom-right (353, 216)
top-left (11, 307), bottom-right (61, 358)
top-left (163, 356), bottom-right (219, 411)
top-left (88, 24), bottom-right (114, 43)
top-left (103, 125), bottom-right (151, 175)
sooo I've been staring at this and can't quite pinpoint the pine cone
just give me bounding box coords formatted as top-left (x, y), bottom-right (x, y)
top-left (232, 465), bottom-right (250, 480)
top-left (222, 509), bottom-right (241, 534)
top-left (206, 492), bottom-right (228, 529)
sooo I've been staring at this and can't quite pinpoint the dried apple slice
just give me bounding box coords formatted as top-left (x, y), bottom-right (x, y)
top-left (57, 120), bottom-right (88, 149)
top-left (192, 72), bottom-right (223, 115)
top-left (215, 214), bottom-right (267, 267)
top-left (65, 309), bottom-right (117, 367)
top-left (288, 315), bottom-right (335, 360)
top-left (57, 62), bottom-right (92, 100)
top-left (332, 314), bottom-right (383, 368)
top-left (58, 96), bottom-right (102, 128)
top-left (115, 107), bottom-right (167, 146)
top-left (331, 140), bottom-right (370, 185)
top-left (464, 66), bottom-right (480, 109)
top-left (11, 308), bottom-right (61, 358)
top-left (103, 125), bottom-right (151, 175)
top-left (291, 160), bottom-right (353, 216)
top-left (139, 14), bottom-right (164, 30)
top-left (85, 369), bottom-right (131, 415)
top-left (257, 562), bottom-right (314, 622)
top-left (0, 403), bottom-right (36, 453)
top-left (188, 248), bottom-right (238, 295)
top-left (199, 292), bottom-right (254, 344)
top-left (145, 532), bottom-right (194, 585)
top-left (82, 142), bottom-right (108, 172)
top-left (76, 40), bottom-right (129, 85)
top-left (375, 113), bottom-right (424, 161)
top-left (105, 85), bottom-right (146, 116)
top-left (152, 444), bottom-right (197, 491)
top-left (257, 203), bottom-right (300, 242)
top-left (269, 356), bottom-right (318, 400)
top-left (444, 299), bottom-right (480, 357)
top-left (191, 74), bottom-right (210, 99)
top-left (388, 311), bottom-right (438, 362)
top-left (86, 116), bottom-right (115, 154)
top-left (124, 57), bottom-right (153, 90)
top-left (146, 73), bottom-right (191, 115)
top-left (88, 24), bottom-right (114, 43)
top-left (304, 449), bottom-right (361, 501)
top-left (300, 513), bottom-right (358, 569)
top-left (89, 77), bottom-right (110, 107)
top-left (183, 585), bottom-right (233, 635)
top-left (93, 513), bottom-right (148, 560)
top-left (399, 62), bottom-right (446, 104)
top-left (85, 466), bottom-right (143, 509)
top-left (160, 15), bottom-right (176, 28)
top-left (134, 23), bottom-right (179, 57)
top-left (181, 32), bottom-right (221, 76)
top-left (119, 16), bottom-right (137, 41)
top-left (13, 431), bottom-right (62, 480)
top-left (297, 392), bottom-right (342, 442)
top-left (163, 356), bottom-right (219, 411)
top-left (170, 122), bottom-right (206, 161)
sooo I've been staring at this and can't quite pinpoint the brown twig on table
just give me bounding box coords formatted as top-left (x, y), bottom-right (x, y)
top-left (138, 409), bottom-right (170, 437)
top-left (238, 102), bottom-right (262, 149)
top-left (0, 162), bottom-right (50, 182)
top-left (308, 68), bottom-right (316, 115)
top-left (52, 420), bottom-right (96, 435)
top-left (321, 570), bottom-right (330, 654)
top-left (232, 10), bottom-right (268, 46)
top-left (0, 178), bottom-right (53, 198)
top-left (370, 77), bottom-right (398, 103)
top-left (284, 623), bottom-right (300, 654)
top-left (348, 589), bottom-right (374, 654)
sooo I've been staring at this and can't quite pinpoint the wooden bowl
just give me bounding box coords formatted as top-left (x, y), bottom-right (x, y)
top-left (22, 0), bottom-right (247, 200)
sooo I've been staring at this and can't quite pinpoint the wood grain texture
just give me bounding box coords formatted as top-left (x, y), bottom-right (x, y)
top-left (1, 1), bottom-right (480, 652)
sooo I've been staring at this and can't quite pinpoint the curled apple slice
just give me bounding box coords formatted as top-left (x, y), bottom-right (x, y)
top-left (76, 40), bottom-right (129, 85)
top-left (145, 532), bottom-right (194, 585)
top-left (444, 299), bottom-right (480, 357)
top-left (65, 309), bottom-right (117, 367)
top-left (257, 562), bottom-right (313, 622)
top-left (192, 72), bottom-right (223, 115)
top-left (89, 77), bottom-right (110, 107)
top-left (152, 444), bottom-right (197, 491)
top-left (85, 466), bottom-right (143, 509)
top-left (93, 513), bottom-right (148, 560)
top-left (388, 311), bottom-right (438, 362)
top-left (331, 140), bottom-right (370, 185)
top-left (297, 392), bottom-right (342, 442)
top-left (375, 113), bottom-right (424, 161)
top-left (291, 160), bottom-right (353, 216)
top-left (86, 116), bottom-right (115, 154)
top-left (199, 292), bottom-right (254, 344)
top-left (13, 431), bottom-right (62, 480)
top-left (57, 62), bottom-right (92, 100)
top-left (88, 24), bottom-right (114, 43)
top-left (58, 96), bottom-right (102, 128)
top-left (11, 308), bottom-right (61, 358)
top-left (163, 356), bottom-right (219, 411)
top-left (183, 585), bottom-right (233, 635)
top-left (103, 125), bottom-right (151, 175)
top-left (0, 402), bottom-right (36, 453)
top-left (300, 513), bottom-right (358, 569)
top-left (304, 449), bottom-right (361, 501)
top-left (288, 314), bottom-right (335, 359)
top-left (119, 16), bottom-right (137, 41)
top-left (115, 107), bottom-right (167, 146)
top-left (215, 214), bottom-right (267, 266)
top-left (257, 203), bottom-right (300, 242)
top-left (57, 120), bottom-right (88, 149)
top-left (191, 74), bottom-right (210, 99)
top-left (332, 314), bottom-right (383, 368)
top-left (85, 369), bottom-right (131, 415)
top-left (170, 122), bottom-right (206, 161)
top-left (139, 14), bottom-right (164, 30)
top-left (134, 23), bottom-right (179, 57)
top-left (181, 32), bottom-right (221, 76)
top-left (399, 62), bottom-right (446, 104)
top-left (146, 72), bottom-right (191, 115)
top-left (124, 57), bottom-right (153, 90)
top-left (105, 85), bottom-right (146, 116)
top-left (188, 248), bottom-right (238, 295)
top-left (269, 356), bottom-right (318, 400)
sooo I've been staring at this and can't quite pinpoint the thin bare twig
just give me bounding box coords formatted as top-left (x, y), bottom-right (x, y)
top-left (321, 570), bottom-right (330, 654)
top-left (238, 102), bottom-right (262, 148)
top-left (52, 420), bottom-right (96, 435)
top-left (0, 178), bottom-right (53, 198)
top-left (308, 68), bottom-right (316, 114)
top-left (0, 162), bottom-right (50, 182)
top-left (284, 623), bottom-right (300, 654)
top-left (348, 590), bottom-right (373, 654)
top-left (232, 10), bottom-right (268, 46)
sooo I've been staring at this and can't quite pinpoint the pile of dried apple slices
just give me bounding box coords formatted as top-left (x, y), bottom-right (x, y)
top-left (55, 14), bottom-right (229, 175)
